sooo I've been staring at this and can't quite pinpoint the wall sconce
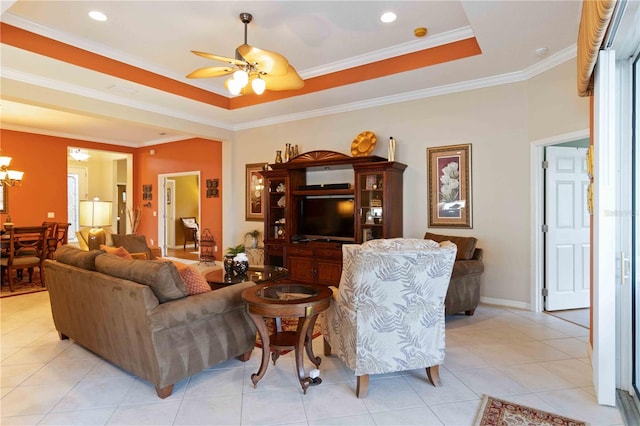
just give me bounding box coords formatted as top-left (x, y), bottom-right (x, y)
top-left (0, 156), bottom-right (24, 186)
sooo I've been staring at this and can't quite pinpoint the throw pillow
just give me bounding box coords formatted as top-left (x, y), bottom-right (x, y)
top-left (424, 232), bottom-right (477, 261)
top-left (180, 265), bottom-right (212, 295)
top-left (55, 245), bottom-right (105, 270)
top-left (111, 234), bottom-right (153, 260)
top-left (99, 244), bottom-right (133, 259)
top-left (157, 258), bottom-right (211, 295)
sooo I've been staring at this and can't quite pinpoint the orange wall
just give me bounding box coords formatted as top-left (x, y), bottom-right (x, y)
top-left (1, 130), bottom-right (223, 251)
top-left (0, 130), bottom-right (133, 225)
top-left (134, 138), bottom-right (223, 250)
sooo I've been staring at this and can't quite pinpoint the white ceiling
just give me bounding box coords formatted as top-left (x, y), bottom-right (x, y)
top-left (0, 1), bottom-right (582, 147)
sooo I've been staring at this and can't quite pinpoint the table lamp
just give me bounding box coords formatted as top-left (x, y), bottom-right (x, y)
top-left (79, 198), bottom-right (112, 250)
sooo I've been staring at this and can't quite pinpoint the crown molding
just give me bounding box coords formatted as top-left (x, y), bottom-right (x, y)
top-left (0, 123), bottom-right (142, 146)
top-left (234, 48), bottom-right (577, 131)
top-left (2, 67), bottom-right (234, 131)
top-left (1, 13), bottom-right (226, 95)
top-left (3, 12), bottom-right (474, 88)
top-left (300, 26), bottom-right (475, 79)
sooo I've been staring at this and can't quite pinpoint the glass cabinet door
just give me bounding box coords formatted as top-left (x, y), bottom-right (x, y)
top-left (267, 177), bottom-right (287, 240)
top-left (359, 173), bottom-right (384, 241)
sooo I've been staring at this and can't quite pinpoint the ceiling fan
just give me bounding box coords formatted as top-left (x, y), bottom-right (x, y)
top-left (186, 12), bottom-right (304, 96)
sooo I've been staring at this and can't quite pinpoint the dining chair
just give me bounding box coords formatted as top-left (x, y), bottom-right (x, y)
top-left (180, 217), bottom-right (199, 250)
top-left (42, 221), bottom-right (58, 259)
top-left (0, 226), bottom-right (48, 292)
top-left (320, 238), bottom-right (457, 398)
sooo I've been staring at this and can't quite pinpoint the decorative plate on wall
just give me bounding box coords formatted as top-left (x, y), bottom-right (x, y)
top-left (350, 131), bottom-right (377, 157)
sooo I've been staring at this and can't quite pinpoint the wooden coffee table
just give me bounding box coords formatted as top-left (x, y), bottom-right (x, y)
top-left (241, 283), bottom-right (332, 394)
top-left (204, 265), bottom-right (288, 290)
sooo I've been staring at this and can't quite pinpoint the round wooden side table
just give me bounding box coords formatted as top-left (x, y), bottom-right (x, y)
top-left (241, 283), bottom-right (332, 394)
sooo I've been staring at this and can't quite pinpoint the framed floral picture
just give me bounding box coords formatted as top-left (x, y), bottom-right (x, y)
top-left (427, 143), bottom-right (472, 228)
top-left (245, 163), bottom-right (265, 221)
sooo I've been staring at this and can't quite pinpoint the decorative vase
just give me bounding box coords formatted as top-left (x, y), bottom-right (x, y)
top-left (293, 144), bottom-right (299, 157)
top-left (233, 260), bottom-right (249, 277)
top-left (284, 143), bottom-right (291, 162)
top-left (275, 150), bottom-right (283, 163)
top-left (251, 236), bottom-right (258, 249)
top-left (388, 137), bottom-right (396, 161)
top-left (223, 254), bottom-right (235, 275)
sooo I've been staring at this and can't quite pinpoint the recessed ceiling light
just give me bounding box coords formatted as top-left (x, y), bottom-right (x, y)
top-left (88, 10), bottom-right (107, 22)
top-left (380, 12), bottom-right (396, 23)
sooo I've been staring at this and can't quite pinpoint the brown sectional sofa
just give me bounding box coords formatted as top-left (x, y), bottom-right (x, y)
top-left (45, 246), bottom-right (257, 398)
top-left (424, 232), bottom-right (484, 316)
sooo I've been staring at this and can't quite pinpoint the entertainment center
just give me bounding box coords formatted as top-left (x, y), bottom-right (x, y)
top-left (260, 150), bottom-right (406, 286)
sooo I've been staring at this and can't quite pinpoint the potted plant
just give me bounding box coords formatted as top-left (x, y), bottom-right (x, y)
top-left (226, 244), bottom-right (245, 256)
top-left (245, 230), bottom-right (261, 249)
top-left (223, 244), bottom-right (245, 276)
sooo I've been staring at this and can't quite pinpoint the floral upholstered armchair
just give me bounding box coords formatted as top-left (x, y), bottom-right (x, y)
top-left (320, 238), bottom-right (457, 398)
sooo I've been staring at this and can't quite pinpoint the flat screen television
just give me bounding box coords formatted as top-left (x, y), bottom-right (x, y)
top-left (298, 196), bottom-right (355, 242)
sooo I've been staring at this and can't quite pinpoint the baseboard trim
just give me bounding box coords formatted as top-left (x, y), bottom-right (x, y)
top-left (480, 296), bottom-right (530, 311)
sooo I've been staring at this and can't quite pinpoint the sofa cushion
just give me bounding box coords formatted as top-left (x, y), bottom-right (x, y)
top-left (100, 244), bottom-right (133, 259)
top-left (424, 232), bottom-right (477, 261)
top-left (111, 234), bottom-right (154, 260)
top-left (95, 253), bottom-right (188, 303)
top-left (55, 245), bottom-right (105, 270)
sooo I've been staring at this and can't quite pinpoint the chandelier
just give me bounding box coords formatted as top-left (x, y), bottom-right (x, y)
top-left (0, 156), bottom-right (24, 186)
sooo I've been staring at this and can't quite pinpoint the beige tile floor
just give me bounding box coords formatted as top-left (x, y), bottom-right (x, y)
top-left (1, 292), bottom-right (624, 425)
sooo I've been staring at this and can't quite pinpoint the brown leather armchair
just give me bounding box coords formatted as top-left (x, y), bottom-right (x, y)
top-left (424, 232), bottom-right (484, 316)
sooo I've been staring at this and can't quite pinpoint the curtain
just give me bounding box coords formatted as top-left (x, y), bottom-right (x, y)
top-left (577, 0), bottom-right (617, 97)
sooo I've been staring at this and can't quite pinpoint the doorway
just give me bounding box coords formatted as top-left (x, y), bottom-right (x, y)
top-left (165, 179), bottom-right (176, 248)
top-left (531, 131), bottom-right (590, 315)
top-left (157, 172), bottom-right (200, 256)
top-left (544, 143), bottom-right (591, 312)
top-left (67, 148), bottom-right (132, 243)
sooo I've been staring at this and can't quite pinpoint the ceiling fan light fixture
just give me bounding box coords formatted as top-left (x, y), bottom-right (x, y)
top-left (233, 69), bottom-right (249, 87)
top-left (252, 76), bottom-right (266, 95)
top-left (228, 78), bottom-right (243, 95)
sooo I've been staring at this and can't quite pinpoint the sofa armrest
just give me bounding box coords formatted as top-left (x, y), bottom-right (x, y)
top-left (148, 281), bottom-right (256, 332)
top-left (472, 248), bottom-right (483, 261)
top-left (150, 247), bottom-right (162, 260)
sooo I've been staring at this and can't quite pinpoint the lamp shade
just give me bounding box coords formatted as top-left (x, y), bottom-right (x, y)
top-left (79, 199), bottom-right (112, 228)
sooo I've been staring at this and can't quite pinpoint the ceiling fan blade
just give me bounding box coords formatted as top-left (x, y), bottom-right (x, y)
top-left (191, 50), bottom-right (246, 66)
top-left (186, 66), bottom-right (235, 79)
top-left (262, 65), bottom-right (305, 91)
top-left (237, 44), bottom-right (289, 76)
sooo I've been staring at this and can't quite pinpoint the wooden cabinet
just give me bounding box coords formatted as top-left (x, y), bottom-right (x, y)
top-left (260, 150), bottom-right (405, 286)
top-left (286, 244), bottom-right (342, 285)
top-left (354, 162), bottom-right (406, 242)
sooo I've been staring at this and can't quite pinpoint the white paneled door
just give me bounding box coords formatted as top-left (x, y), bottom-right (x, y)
top-left (545, 146), bottom-right (590, 311)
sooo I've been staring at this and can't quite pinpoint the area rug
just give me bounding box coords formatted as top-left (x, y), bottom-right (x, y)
top-left (0, 272), bottom-right (46, 298)
top-left (474, 395), bottom-right (588, 426)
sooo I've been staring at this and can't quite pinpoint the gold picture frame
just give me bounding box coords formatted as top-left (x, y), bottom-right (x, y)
top-left (245, 163), bottom-right (265, 221)
top-left (427, 143), bottom-right (472, 228)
